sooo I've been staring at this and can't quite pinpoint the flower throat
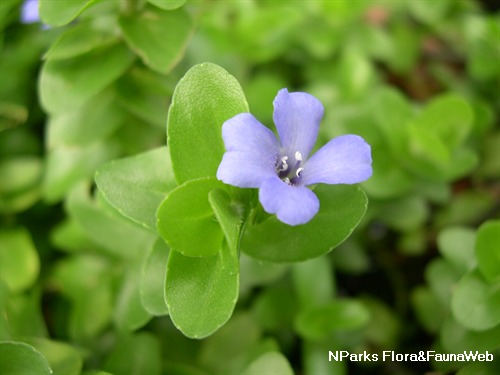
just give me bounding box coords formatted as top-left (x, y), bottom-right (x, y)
top-left (276, 151), bottom-right (304, 185)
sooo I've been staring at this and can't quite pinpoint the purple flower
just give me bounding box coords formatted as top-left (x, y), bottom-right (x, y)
top-left (217, 88), bottom-right (372, 226)
top-left (21, 0), bottom-right (40, 24)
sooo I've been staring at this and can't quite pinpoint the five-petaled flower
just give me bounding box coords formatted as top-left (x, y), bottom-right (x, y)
top-left (217, 88), bottom-right (372, 226)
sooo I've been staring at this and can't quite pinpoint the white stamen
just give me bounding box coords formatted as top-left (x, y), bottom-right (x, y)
top-left (283, 177), bottom-right (291, 184)
top-left (295, 151), bottom-right (302, 161)
top-left (277, 156), bottom-right (288, 172)
top-left (296, 167), bottom-right (304, 177)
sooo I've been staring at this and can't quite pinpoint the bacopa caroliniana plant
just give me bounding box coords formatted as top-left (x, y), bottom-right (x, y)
top-left (94, 63), bottom-right (372, 338)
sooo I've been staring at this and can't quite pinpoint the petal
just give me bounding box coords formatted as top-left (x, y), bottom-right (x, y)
top-left (217, 113), bottom-right (280, 188)
top-left (222, 113), bottom-right (279, 152)
top-left (301, 135), bottom-right (372, 185)
top-left (217, 151), bottom-right (276, 188)
top-left (259, 176), bottom-right (320, 226)
top-left (273, 88), bottom-right (324, 159)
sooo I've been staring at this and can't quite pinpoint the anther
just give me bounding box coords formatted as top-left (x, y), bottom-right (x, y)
top-left (295, 151), bottom-right (302, 161)
top-left (296, 168), bottom-right (304, 177)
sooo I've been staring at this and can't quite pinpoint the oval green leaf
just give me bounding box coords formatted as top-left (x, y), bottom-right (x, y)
top-left (119, 7), bottom-right (193, 74)
top-left (294, 299), bottom-right (370, 340)
top-left (167, 63), bottom-right (248, 184)
top-left (39, 0), bottom-right (97, 27)
top-left (96, 147), bottom-right (177, 230)
top-left (0, 341), bottom-right (52, 375)
top-left (140, 239), bottom-right (169, 316)
top-left (475, 220), bottom-right (500, 283)
top-left (165, 250), bottom-right (239, 339)
top-left (451, 269), bottom-right (500, 331)
top-left (241, 184), bottom-right (368, 262)
top-left (157, 177), bottom-right (226, 257)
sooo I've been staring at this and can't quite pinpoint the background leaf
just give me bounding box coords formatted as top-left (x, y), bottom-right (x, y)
top-left (96, 147), bottom-right (176, 230)
top-left (0, 341), bottom-right (52, 375)
top-left (39, 0), bottom-right (97, 27)
top-left (119, 7), bottom-right (193, 74)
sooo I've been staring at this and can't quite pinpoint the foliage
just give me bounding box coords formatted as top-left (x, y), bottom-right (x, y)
top-left (1, 0), bottom-right (499, 374)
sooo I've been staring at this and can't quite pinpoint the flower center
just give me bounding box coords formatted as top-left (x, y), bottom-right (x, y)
top-left (276, 151), bottom-right (304, 185)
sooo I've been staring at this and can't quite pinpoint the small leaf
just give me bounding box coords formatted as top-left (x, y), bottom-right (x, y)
top-left (0, 227), bottom-right (39, 293)
top-left (103, 333), bottom-right (161, 375)
top-left (0, 341), bottom-right (52, 375)
top-left (119, 7), bottom-right (193, 74)
top-left (294, 300), bottom-right (370, 340)
top-left (114, 262), bottom-right (152, 332)
top-left (437, 226), bottom-right (476, 273)
top-left (96, 147), bottom-right (177, 230)
top-left (140, 239), bottom-right (169, 316)
top-left (242, 352), bottom-right (294, 375)
top-left (414, 94), bottom-right (474, 150)
top-left (148, 0), bottom-right (186, 10)
top-left (47, 88), bottom-right (125, 147)
top-left (43, 141), bottom-right (119, 203)
top-left (39, 0), bottom-right (97, 27)
top-left (167, 63), bottom-right (248, 184)
top-left (165, 250), bottom-right (239, 339)
top-left (44, 21), bottom-right (116, 60)
top-left (157, 177), bottom-right (226, 257)
top-left (0, 157), bottom-right (42, 214)
top-left (242, 184), bottom-right (368, 263)
top-left (39, 43), bottom-right (134, 114)
top-left (25, 338), bottom-right (82, 375)
top-left (475, 220), bottom-right (500, 283)
top-left (208, 189), bottom-right (243, 273)
top-left (451, 269), bottom-right (500, 331)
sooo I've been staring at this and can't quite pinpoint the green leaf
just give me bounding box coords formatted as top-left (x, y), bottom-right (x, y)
top-left (198, 313), bottom-right (261, 375)
top-left (475, 220), bottom-right (500, 284)
top-left (0, 227), bottom-right (39, 293)
top-left (43, 141), bottom-right (119, 203)
top-left (67, 185), bottom-right (157, 259)
top-left (114, 262), bottom-right (152, 332)
top-left (0, 341), bottom-right (52, 375)
top-left (437, 226), bottom-right (477, 273)
top-left (148, 0), bottom-right (186, 10)
top-left (39, 0), bottom-right (97, 27)
top-left (242, 352), bottom-right (294, 375)
top-left (119, 7), bottom-right (193, 74)
top-left (165, 250), bottom-right (239, 339)
top-left (294, 300), bottom-right (370, 340)
top-left (103, 333), bottom-right (161, 375)
top-left (167, 63), bottom-right (248, 184)
top-left (51, 255), bottom-right (114, 341)
top-left (96, 147), bottom-right (177, 230)
top-left (157, 177), bottom-right (226, 257)
top-left (115, 66), bottom-right (173, 128)
top-left (47, 88), bottom-right (125, 148)
top-left (39, 43), bottom-right (134, 114)
top-left (440, 316), bottom-right (500, 354)
top-left (25, 338), bottom-right (82, 375)
top-left (44, 21), bottom-right (116, 61)
top-left (291, 256), bottom-right (334, 308)
top-left (141, 239), bottom-right (169, 316)
top-left (414, 94), bottom-right (474, 150)
top-left (411, 287), bottom-right (446, 333)
top-left (208, 189), bottom-right (243, 273)
top-left (0, 157), bottom-right (42, 214)
top-left (451, 269), bottom-right (500, 331)
top-left (242, 184), bottom-right (368, 263)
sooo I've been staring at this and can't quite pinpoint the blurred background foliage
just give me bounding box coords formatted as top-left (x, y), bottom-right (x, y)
top-left (0, 0), bottom-right (499, 374)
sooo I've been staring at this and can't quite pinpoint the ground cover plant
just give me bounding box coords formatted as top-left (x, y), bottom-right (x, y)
top-left (0, 0), bottom-right (499, 374)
